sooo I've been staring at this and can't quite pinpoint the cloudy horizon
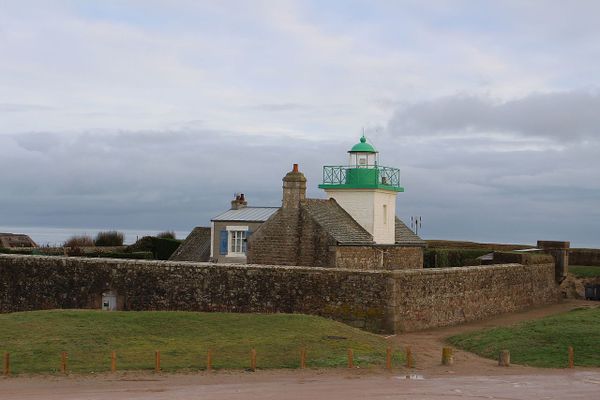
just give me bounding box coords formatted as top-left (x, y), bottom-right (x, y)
top-left (1, 1), bottom-right (599, 247)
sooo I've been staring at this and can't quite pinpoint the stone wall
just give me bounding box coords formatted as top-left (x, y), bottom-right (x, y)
top-left (570, 249), bottom-right (600, 266)
top-left (334, 246), bottom-right (423, 270)
top-left (0, 254), bottom-right (392, 332)
top-left (389, 263), bottom-right (559, 332)
top-left (0, 254), bottom-right (559, 333)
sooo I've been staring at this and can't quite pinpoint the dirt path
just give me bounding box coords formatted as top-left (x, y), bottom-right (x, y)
top-left (388, 299), bottom-right (598, 375)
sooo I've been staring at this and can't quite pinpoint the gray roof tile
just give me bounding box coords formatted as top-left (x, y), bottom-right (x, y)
top-left (300, 199), bottom-right (374, 245)
top-left (169, 227), bottom-right (211, 261)
top-left (395, 218), bottom-right (426, 246)
top-left (212, 207), bottom-right (279, 222)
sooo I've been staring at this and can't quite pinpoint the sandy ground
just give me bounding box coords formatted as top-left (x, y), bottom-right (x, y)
top-left (1, 300), bottom-right (599, 400)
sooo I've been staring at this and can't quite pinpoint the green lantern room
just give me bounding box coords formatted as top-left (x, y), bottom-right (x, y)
top-left (318, 135), bottom-right (404, 244)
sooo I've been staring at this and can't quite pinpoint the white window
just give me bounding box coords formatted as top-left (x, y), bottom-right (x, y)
top-left (229, 230), bottom-right (246, 254)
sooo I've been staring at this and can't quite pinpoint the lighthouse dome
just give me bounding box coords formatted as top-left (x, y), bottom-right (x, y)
top-left (349, 135), bottom-right (377, 153)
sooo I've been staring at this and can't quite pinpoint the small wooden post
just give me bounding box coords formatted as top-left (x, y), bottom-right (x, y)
top-left (405, 347), bottom-right (413, 369)
top-left (250, 349), bottom-right (257, 371)
top-left (441, 347), bottom-right (454, 366)
top-left (386, 347), bottom-right (392, 370)
top-left (111, 351), bottom-right (117, 373)
top-left (155, 350), bottom-right (161, 373)
top-left (300, 348), bottom-right (306, 369)
top-left (498, 350), bottom-right (510, 367)
top-left (347, 348), bottom-right (354, 369)
top-left (206, 350), bottom-right (212, 371)
top-left (568, 346), bottom-right (574, 368)
top-left (61, 352), bottom-right (68, 374)
top-left (3, 353), bottom-right (9, 376)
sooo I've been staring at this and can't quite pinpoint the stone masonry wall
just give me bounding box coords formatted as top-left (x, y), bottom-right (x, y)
top-left (334, 246), bottom-right (423, 270)
top-left (0, 255), bottom-right (559, 333)
top-left (390, 263), bottom-right (560, 332)
top-left (0, 254), bottom-right (392, 332)
top-left (570, 249), bottom-right (600, 266)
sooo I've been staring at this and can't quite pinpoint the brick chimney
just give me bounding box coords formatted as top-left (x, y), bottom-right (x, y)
top-left (282, 164), bottom-right (306, 209)
top-left (230, 193), bottom-right (248, 210)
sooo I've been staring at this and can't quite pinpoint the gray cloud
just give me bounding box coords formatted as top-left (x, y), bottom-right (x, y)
top-left (0, 103), bottom-right (54, 112)
top-left (1, 123), bottom-right (599, 248)
top-left (388, 91), bottom-right (600, 141)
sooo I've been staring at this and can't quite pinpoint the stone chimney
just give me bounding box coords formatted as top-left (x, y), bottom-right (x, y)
top-left (230, 193), bottom-right (248, 210)
top-left (282, 163), bottom-right (307, 209)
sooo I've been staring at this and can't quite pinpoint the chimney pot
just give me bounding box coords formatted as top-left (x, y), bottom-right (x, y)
top-left (293, 163), bottom-right (299, 173)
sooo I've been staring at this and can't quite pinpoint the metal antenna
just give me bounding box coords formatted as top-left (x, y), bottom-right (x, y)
top-left (410, 216), bottom-right (422, 235)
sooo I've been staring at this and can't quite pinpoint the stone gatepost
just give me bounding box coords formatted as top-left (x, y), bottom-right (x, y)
top-left (537, 240), bottom-right (570, 283)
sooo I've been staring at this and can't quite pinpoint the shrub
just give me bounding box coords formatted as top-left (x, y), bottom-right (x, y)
top-left (157, 231), bottom-right (176, 239)
top-left (126, 236), bottom-right (182, 260)
top-left (64, 235), bottom-right (94, 248)
top-left (94, 231), bottom-right (124, 247)
top-left (424, 249), bottom-right (491, 268)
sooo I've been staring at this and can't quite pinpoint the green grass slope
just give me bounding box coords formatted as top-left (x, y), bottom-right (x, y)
top-left (569, 265), bottom-right (600, 278)
top-left (0, 310), bottom-right (399, 374)
top-left (448, 307), bottom-right (600, 368)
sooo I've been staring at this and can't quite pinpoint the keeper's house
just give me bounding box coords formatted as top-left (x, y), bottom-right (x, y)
top-left (209, 194), bottom-right (278, 263)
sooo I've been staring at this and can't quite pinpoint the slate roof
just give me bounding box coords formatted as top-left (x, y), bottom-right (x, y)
top-left (300, 199), bottom-right (374, 245)
top-left (212, 207), bottom-right (279, 222)
top-left (395, 218), bottom-right (427, 246)
top-left (169, 227), bottom-right (211, 262)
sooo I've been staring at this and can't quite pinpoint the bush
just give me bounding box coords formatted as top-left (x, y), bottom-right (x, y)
top-left (424, 248), bottom-right (491, 268)
top-left (94, 231), bottom-right (124, 247)
top-left (157, 231), bottom-right (176, 239)
top-left (64, 235), bottom-right (94, 248)
top-left (126, 236), bottom-right (182, 260)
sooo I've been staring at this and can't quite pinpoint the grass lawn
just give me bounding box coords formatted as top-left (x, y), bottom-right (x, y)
top-left (447, 307), bottom-right (600, 368)
top-left (0, 310), bottom-right (400, 374)
top-left (569, 265), bottom-right (600, 278)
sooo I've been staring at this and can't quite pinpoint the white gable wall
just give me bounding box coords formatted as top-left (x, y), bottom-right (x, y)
top-left (324, 188), bottom-right (396, 244)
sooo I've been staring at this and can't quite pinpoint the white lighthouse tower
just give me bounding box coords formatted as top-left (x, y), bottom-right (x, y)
top-left (318, 135), bottom-right (404, 244)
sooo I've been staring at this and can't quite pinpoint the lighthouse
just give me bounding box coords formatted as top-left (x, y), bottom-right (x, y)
top-left (318, 135), bottom-right (404, 244)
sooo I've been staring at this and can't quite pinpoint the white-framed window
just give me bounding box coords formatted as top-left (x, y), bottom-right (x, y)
top-left (220, 225), bottom-right (249, 257)
top-left (229, 230), bottom-right (246, 255)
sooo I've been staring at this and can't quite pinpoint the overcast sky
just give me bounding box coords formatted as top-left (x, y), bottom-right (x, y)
top-left (1, 1), bottom-right (599, 247)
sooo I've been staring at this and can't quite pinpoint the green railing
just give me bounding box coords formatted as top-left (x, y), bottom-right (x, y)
top-left (319, 165), bottom-right (403, 191)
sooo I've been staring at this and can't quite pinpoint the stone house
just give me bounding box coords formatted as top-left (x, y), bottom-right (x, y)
top-left (247, 165), bottom-right (425, 269)
top-left (169, 227), bottom-right (211, 262)
top-left (248, 136), bottom-right (425, 269)
top-left (209, 194), bottom-right (278, 263)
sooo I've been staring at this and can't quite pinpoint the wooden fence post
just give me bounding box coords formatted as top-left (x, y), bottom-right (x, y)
top-left (498, 350), bottom-right (510, 367)
top-left (3, 353), bottom-right (9, 376)
top-left (386, 347), bottom-right (392, 370)
top-left (206, 350), bottom-right (212, 371)
top-left (250, 349), bottom-right (257, 371)
top-left (405, 347), bottom-right (413, 369)
top-left (347, 348), bottom-right (354, 369)
top-left (61, 352), bottom-right (68, 374)
top-left (300, 348), bottom-right (306, 369)
top-left (568, 346), bottom-right (574, 368)
top-left (441, 347), bottom-right (454, 366)
top-left (155, 350), bottom-right (161, 373)
top-left (111, 351), bottom-right (117, 373)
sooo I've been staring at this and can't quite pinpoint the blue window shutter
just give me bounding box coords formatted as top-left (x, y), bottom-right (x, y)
top-left (219, 230), bottom-right (228, 255)
top-left (243, 230), bottom-right (252, 253)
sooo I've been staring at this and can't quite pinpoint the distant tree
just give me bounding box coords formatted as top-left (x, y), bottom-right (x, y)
top-left (94, 231), bottom-right (125, 247)
top-left (64, 235), bottom-right (94, 248)
top-left (157, 231), bottom-right (176, 239)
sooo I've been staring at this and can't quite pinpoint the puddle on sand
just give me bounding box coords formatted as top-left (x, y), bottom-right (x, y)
top-left (396, 374), bottom-right (424, 380)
